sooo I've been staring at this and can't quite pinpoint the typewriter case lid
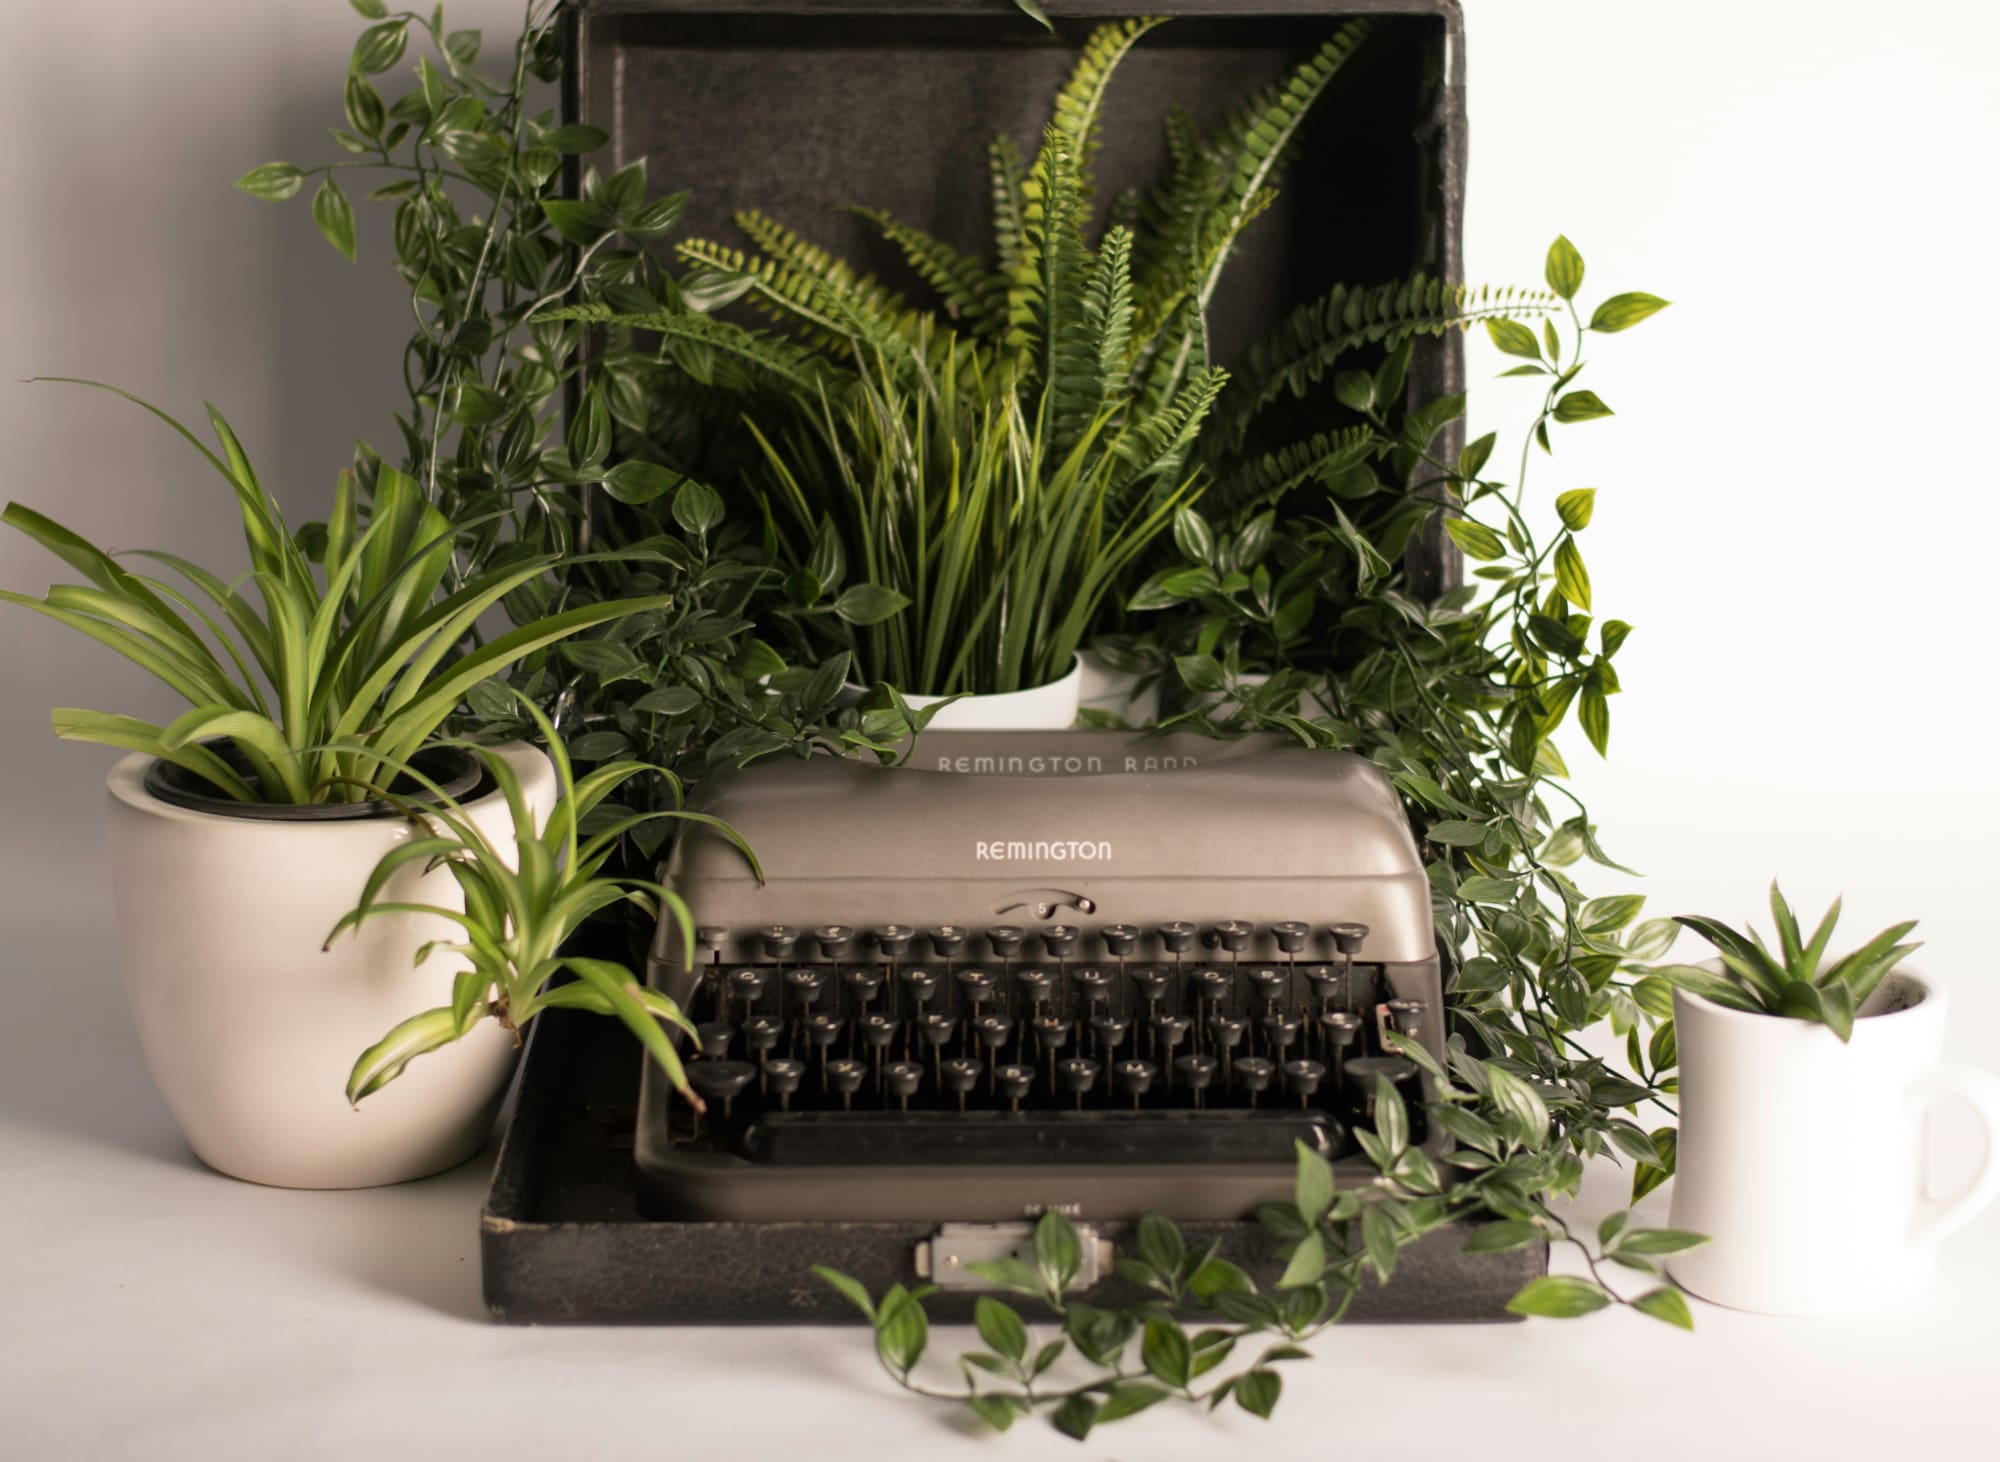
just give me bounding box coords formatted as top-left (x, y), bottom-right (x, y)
top-left (568, 0), bottom-right (1468, 599)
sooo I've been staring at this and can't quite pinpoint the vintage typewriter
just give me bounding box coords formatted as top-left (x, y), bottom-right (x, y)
top-left (635, 731), bottom-right (1445, 1227)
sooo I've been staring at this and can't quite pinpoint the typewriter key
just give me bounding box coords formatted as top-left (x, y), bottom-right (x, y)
top-left (1033, 1014), bottom-right (1071, 1081)
top-left (1271, 921), bottom-right (1312, 956)
top-left (744, 1015), bottom-right (786, 1090)
top-left (900, 967), bottom-right (940, 1008)
top-left (1343, 1055), bottom-right (1421, 1123)
top-left (1153, 1015), bottom-right (1192, 1076)
top-left (920, 1013), bottom-right (958, 1083)
top-left (1283, 1058), bottom-right (1328, 1107)
top-left (784, 966), bottom-right (828, 1011)
top-left (995, 1064), bottom-right (1035, 1111)
top-left (1262, 1013), bottom-right (1303, 1060)
top-left (759, 924), bottom-right (801, 961)
top-left (1040, 925), bottom-right (1080, 960)
top-left (871, 924), bottom-right (916, 960)
top-left (985, 925), bottom-right (1026, 960)
top-left (858, 1013), bottom-right (898, 1076)
top-left (1320, 1010), bottom-right (1363, 1074)
top-left (726, 968), bottom-right (767, 1016)
top-left (1101, 923), bottom-right (1140, 959)
top-left (1115, 1058), bottom-right (1157, 1109)
top-left (687, 1060), bottom-right (756, 1139)
top-left (1247, 966), bottom-right (1288, 1014)
top-left (696, 926), bottom-right (729, 960)
top-left (1090, 1012), bottom-right (1131, 1062)
top-left (974, 1014), bottom-right (1014, 1077)
top-left (941, 1058), bottom-right (983, 1110)
top-left (1057, 1057), bottom-right (1102, 1109)
top-left (696, 1021), bottom-right (734, 1059)
top-left (1129, 967), bottom-right (1171, 1023)
top-left (1385, 998), bottom-right (1427, 1042)
top-left (929, 925), bottom-right (970, 961)
top-left (1014, 967), bottom-right (1056, 1012)
top-left (765, 1057), bottom-right (805, 1111)
top-left (955, 967), bottom-right (999, 1011)
top-left (1070, 967), bottom-right (1113, 1012)
top-left (1192, 968), bottom-right (1232, 1014)
top-left (1209, 1015), bottom-right (1248, 1081)
top-left (827, 1059), bottom-right (867, 1109)
top-left (812, 925), bottom-right (856, 962)
top-left (842, 967), bottom-right (885, 1012)
top-left (1235, 1056), bottom-right (1276, 1106)
top-left (884, 1061), bottom-right (923, 1110)
top-left (1157, 921), bottom-right (1197, 956)
top-left (1329, 921), bottom-right (1370, 957)
top-left (1176, 1053), bottom-right (1219, 1107)
top-left (1208, 920), bottom-right (1254, 955)
top-left (1305, 966), bottom-right (1344, 1015)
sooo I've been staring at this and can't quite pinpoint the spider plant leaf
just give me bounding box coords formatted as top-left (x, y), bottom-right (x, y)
top-left (1817, 920), bottom-right (1919, 1000)
top-left (560, 957), bottom-right (698, 1104)
top-left (1671, 915), bottom-right (1784, 1001)
top-left (49, 708), bottom-right (256, 802)
top-left (1798, 896), bottom-right (1843, 983)
top-left (1769, 882), bottom-right (1804, 969)
top-left (1846, 942), bottom-right (1921, 1009)
top-left (159, 706), bottom-right (311, 804)
top-left (450, 966), bottom-right (492, 1033)
top-left (0, 589), bottom-right (240, 709)
top-left (345, 1005), bottom-right (472, 1104)
top-left (328, 837), bottom-right (465, 935)
top-left (41, 584), bottom-right (245, 706)
top-left (125, 550), bottom-right (277, 682)
top-left (249, 571), bottom-right (313, 750)
top-left (322, 899), bottom-right (484, 950)
top-left (1648, 964), bottom-right (1767, 1014)
top-left (535, 982), bottom-right (619, 1015)
top-left (2, 502), bottom-right (215, 658)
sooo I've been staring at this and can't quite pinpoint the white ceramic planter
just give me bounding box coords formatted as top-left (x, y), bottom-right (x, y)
top-left (105, 742), bottom-right (556, 1189)
top-left (900, 654), bottom-right (1085, 731)
top-left (1667, 964), bottom-right (2000, 1314)
top-left (1076, 648), bottom-right (1160, 727)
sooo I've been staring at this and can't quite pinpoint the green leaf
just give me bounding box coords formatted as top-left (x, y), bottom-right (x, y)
top-left (1294, 1139), bottom-right (1335, 1222)
top-left (348, 0), bottom-right (387, 18)
top-left (874, 1287), bottom-right (929, 1374)
top-left (811, 1266), bottom-right (875, 1321)
top-left (1619, 1229), bottom-right (1709, 1256)
top-left (1506, 1276), bottom-right (1612, 1319)
top-left (1579, 691), bottom-right (1610, 756)
top-left (540, 198), bottom-right (609, 246)
top-left (1051, 1396), bottom-right (1098, 1441)
top-left (967, 1395), bottom-right (1020, 1433)
top-left (1187, 1256), bottom-right (1254, 1302)
top-left (1426, 820), bottom-right (1490, 848)
top-left (1552, 389), bottom-right (1614, 423)
top-left (1097, 1384), bottom-right (1168, 1423)
top-left (1458, 431), bottom-right (1497, 480)
top-left (1544, 235), bottom-right (1585, 300)
top-left (1553, 538), bottom-right (1592, 610)
top-left (1632, 1287), bottom-right (1695, 1330)
top-left (1581, 894), bottom-right (1644, 933)
top-left (974, 1296), bottom-right (1028, 1363)
top-left (601, 461), bottom-right (680, 505)
top-left (1556, 488), bottom-right (1596, 531)
top-left (1172, 505), bottom-right (1216, 565)
top-left (1444, 516), bottom-right (1506, 562)
top-left (351, 19), bottom-right (408, 75)
top-left (1485, 317), bottom-right (1542, 360)
top-left (1649, 963), bottom-right (1764, 1013)
top-left (1140, 1317), bottom-right (1192, 1388)
top-left (1278, 1228), bottom-right (1326, 1289)
top-left (1235, 1368), bottom-right (1282, 1419)
top-left (311, 177), bottom-right (357, 261)
top-left (833, 583), bottom-right (910, 627)
top-left (672, 478), bottom-right (725, 537)
top-left (1011, 0), bottom-right (1055, 33)
top-left (633, 686), bottom-right (701, 716)
top-left (235, 162), bottom-right (305, 201)
top-left (1485, 1064), bottom-right (1550, 1146)
top-left (345, 1005), bottom-right (470, 1103)
top-left (1590, 291), bottom-right (1671, 332)
top-left (1034, 1210), bottom-right (1083, 1293)
top-left (1463, 1220), bottom-right (1543, 1254)
top-left (1136, 1214), bottom-right (1184, 1281)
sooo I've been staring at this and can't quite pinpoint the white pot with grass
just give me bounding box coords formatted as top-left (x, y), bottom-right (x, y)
top-left (901, 653), bottom-right (1086, 731)
top-left (1657, 892), bottom-right (2000, 1314)
top-left (106, 742), bottom-right (556, 1189)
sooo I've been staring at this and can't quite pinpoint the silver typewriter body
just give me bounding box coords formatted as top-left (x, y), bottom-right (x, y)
top-left (637, 731), bottom-right (1446, 1223)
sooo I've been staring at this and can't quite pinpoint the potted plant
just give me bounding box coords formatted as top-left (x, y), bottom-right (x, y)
top-left (2, 383), bottom-right (666, 1188)
top-left (1652, 886), bottom-right (2000, 1313)
top-left (561, 17), bottom-right (1552, 729)
top-left (329, 699), bottom-right (757, 1113)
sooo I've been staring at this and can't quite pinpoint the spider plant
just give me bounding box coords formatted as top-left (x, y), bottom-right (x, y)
top-left (330, 697), bottom-right (760, 1106)
top-left (2, 380), bottom-right (666, 804)
top-left (1652, 883), bottom-right (1921, 1043)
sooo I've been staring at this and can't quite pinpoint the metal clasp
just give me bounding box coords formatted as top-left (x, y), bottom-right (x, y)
top-left (914, 1222), bottom-right (1111, 1290)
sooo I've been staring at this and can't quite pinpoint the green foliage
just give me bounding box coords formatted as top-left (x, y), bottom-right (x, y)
top-left (331, 697), bottom-right (757, 1105)
top-left (2, 382), bottom-right (657, 804)
top-left (1652, 883), bottom-right (1920, 1043)
top-left (816, 1048), bottom-right (1700, 1441)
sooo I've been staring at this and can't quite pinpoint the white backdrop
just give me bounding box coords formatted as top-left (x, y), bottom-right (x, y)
top-left (2, 3), bottom-right (1997, 1456)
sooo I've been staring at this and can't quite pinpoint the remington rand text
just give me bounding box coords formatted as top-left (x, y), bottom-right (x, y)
top-left (932, 753), bottom-right (1201, 774)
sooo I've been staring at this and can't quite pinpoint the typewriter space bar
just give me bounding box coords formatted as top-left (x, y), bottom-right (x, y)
top-left (745, 1110), bottom-right (1342, 1165)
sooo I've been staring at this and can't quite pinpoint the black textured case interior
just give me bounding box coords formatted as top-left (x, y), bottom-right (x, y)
top-left (481, 1010), bottom-right (1545, 1324)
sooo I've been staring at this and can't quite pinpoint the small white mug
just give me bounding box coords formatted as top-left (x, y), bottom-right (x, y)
top-left (1667, 965), bottom-right (2000, 1315)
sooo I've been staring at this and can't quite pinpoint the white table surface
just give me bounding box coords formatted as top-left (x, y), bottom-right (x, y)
top-left (5, 921), bottom-right (1997, 1462)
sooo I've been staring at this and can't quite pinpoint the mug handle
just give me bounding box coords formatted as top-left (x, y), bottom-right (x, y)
top-left (1909, 1063), bottom-right (2000, 1248)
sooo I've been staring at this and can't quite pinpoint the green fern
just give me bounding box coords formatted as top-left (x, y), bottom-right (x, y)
top-left (848, 207), bottom-right (1003, 326)
top-left (988, 133), bottom-right (1030, 288)
top-left (1046, 16), bottom-right (1165, 203)
top-left (1115, 364), bottom-right (1229, 485)
top-left (548, 301), bottom-right (828, 396)
top-left (1082, 225), bottom-right (1136, 405)
top-left (1212, 423), bottom-right (1376, 512)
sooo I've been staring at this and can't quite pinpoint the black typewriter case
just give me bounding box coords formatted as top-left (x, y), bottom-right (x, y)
top-left (481, 0), bottom-right (1546, 1324)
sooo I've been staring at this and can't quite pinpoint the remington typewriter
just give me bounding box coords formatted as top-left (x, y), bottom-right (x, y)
top-left (635, 731), bottom-right (1446, 1225)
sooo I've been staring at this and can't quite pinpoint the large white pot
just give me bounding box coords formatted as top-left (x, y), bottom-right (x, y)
top-left (1667, 964), bottom-right (2000, 1314)
top-left (1076, 648), bottom-right (1159, 727)
top-left (900, 654), bottom-right (1085, 731)
top-left (105, 741), bottom-right (555, 1189)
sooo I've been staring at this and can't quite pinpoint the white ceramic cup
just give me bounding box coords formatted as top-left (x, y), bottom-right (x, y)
top-left (1668, 965), bottom-right (2000, 1314)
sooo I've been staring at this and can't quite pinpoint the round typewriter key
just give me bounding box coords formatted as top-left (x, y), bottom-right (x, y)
top-left (1329, 921), bottom-right (1371, 957)
top-left (1040, 924), bottom-right (1080, 960)
top-left (812, 924), bottom-right (856, 961)
top-left (920, 1013), bottom-right (957, 1083)
top-left (1262, 1013), bottom-right (1303, 1057)
top-left (1157, 921), bottom-right (1197, 956)
top-left (1283, 1058), bottom-right (1329, 1107)
top-left (1209, 920), bottom-right (1254, 954)
top-left (1344, 1055), bottom-right (1421, 1117)
top-left (1271, 921), bottom-right (1312, 956)
top-left (727, 967), bottom-right (767, 1012)
top-left (871, 924), bottom-right (916, 959)
top-left (1033, 1013), bottom-right (1070, 1050)
top-left (1070, 967), bottom-right (1114, 1010)
top-left (827, 1058), bottom-right (867, 1108)
top-left (1057, 1057), bottom-right (1101, 1109)
top-left (1129, 967), bottom-right (1171, 1016)
top-left (766, 1057), bottom-right (805, 1110)
top-left (1101, 923), bottom-right (1140, 958)
top-left (1209, 1015), bottom-right (1248, 1050)
top-left (696, 1021), bottom-right (735, 1059)
top-left (1385, 997), bottom-right (1428, 1040)
top-left (687, 1059), bottom-right (756, 1136)
top-left (1176, 1053), bottom-right (1219, 1106)
top-left (1192, 968), bottom-right (1232, 1008)
top-left (975, 1014), bottom-right (1014, 1065)
top-left (1304, 966), bottom-right (1343, 1008)
top-left (784, 966), bottom-right (828, 1008)
top-left (900, 967), bottom-right (940, 1008)
top-left (842, 967), bottom-right (885, 1010)
top-left (996, 1063), bottom-right (1035, 1111)
top-left (696, 925), bottom-right (729, 953)
top-left (1115, 1058), bottom-right (1157, 1109)
top-left (942, 1058), bottom-right (983, 1110)
top-left (1090, 1012), bottom-right (1130, 1058)
top-left (1014, 967), bottom-right (1056, 1010)
top-left (744, 1014), bottom-right (786, 1054)
top-left (929, 925), bottom-right (970, 960)
top-left (759, 924), bottom-right (801, 961)
top-left (885, 1061), bottom-right (923, 1109)
top-left (1321, 1010), bottom-right (1363, 1049)
top-left (955, 967), bottom-right (998, 1008)
top-left (1248, 966), bottom-right (1288, 1011)
top-left (1235, 1056), bottom-right (1275, 1106)
top-left (859, 1012), bottom-right (898, 1049)
top-left (985, 925), bottom-right (1026, 959)
top-left (1153, 1015), bottom-right (1191, 1076)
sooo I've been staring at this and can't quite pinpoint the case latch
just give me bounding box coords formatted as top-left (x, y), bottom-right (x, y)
top-left (914, 1221), bottom-right (1111, 1290)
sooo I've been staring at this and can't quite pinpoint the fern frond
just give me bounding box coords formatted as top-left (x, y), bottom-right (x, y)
top-left (1082, 225), bottom-right (1135, 405)
top-left (546, 302), bottom-right (830, 396)
top-left (1114, 365), bottom-right (1228, 486)
top-left (1210, 424), bottom-right (1375, 514)
top-left (729, 209), bottom-right (926, 350)
top-left (848, 207), bottom-right (1005, 328)
top-left (1048, 17), bottom-right (1167, 204)
top-left (989, 134), bottom-right (1029, 283)
top-left (1216, 276), bottom-right (1558, 449)
top-left (1010, 127), bottom-right (1096, 447)
top-left (673, 234), bottom-right (920, 365)
top-left (1131, 186), bottom-right (1276, 410)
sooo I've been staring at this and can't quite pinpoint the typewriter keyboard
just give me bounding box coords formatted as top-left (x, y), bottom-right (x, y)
top-left (660, 922), bottom-right (1429, 1167)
